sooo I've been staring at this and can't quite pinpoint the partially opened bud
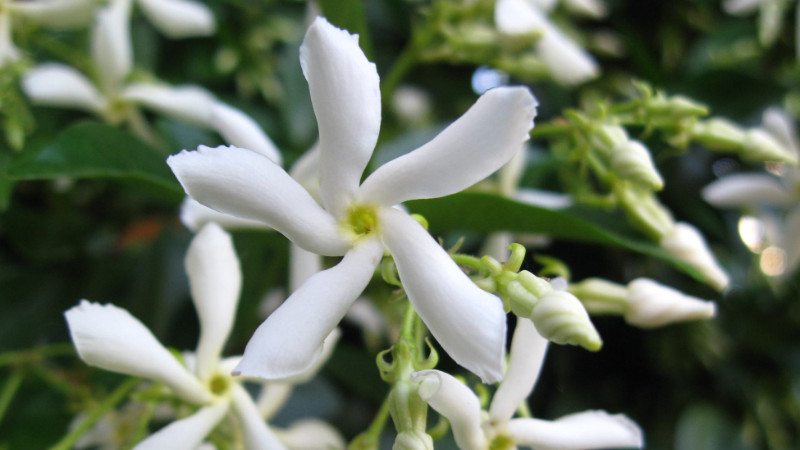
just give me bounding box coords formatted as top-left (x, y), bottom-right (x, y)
top-left (660, 222), bottom-right (730, 291)
top-left (625, 278), bottom-right (716, 327)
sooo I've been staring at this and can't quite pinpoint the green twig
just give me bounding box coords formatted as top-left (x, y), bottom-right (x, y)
top-left (48, 377), bottom-right (140, 450)
top-left (0, 371), bottom-right (24, 427)
top-left (0, 344), bottom-right (75, 367)
top-left (450, 253), bottom-right (483, 271)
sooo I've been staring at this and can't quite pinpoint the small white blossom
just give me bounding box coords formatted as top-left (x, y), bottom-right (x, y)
top-left (495, 0), bottom-right (599, 85)
top-left (169, 17), bottom-right (538, 383)
top-left (412, 319), bottom-right (644, 449)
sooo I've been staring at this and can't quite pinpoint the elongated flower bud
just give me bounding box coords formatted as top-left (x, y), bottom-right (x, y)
top-left (625, 279), bottom-right (716, 327)
top-left (691, 118), bottom-right (746, 150)
top-left (611, 140), bottom-right (664, 190)
top-left (616, 186), bottom-right (674, 240)
top-left (660, 222), bottom-right (729, 291)
top-left (742, 129), bottom-right (799, 164)
top-left (529, 290), bottom-right (602, 351)
top-left (592, 124), bottom-right (628, 153)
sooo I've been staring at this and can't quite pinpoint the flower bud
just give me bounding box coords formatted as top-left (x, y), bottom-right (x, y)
top-left (394, 431), bottom-right (434, 450)
top-left (617, 186), bottom-right (674, 240)
top-left (624, 278), bottom-right (716, 327)
top-left (611, 140), bottom-right (664, 190)
top-left (691, 118), bottom-right (746, 150)
top-left (529, 290), bottom-right (602, 351)
top-left (742, 129), bottom-right (799, 164)
top-left (660, 222), bottom-right (730, 291)
top-left (568, 278), bottom-right (628, 315)
top-left (592, 124), bottom-right (629, 153)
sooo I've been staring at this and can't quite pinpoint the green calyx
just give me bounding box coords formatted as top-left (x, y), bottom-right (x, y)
top-left (208, 374), bottom-right (230, 396)
top-left (346, 204), bottom-right (379, 237)
top-left (489, 434), bottom-right (516, 450)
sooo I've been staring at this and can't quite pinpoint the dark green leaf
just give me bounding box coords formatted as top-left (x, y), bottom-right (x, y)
top-left (7, 121), bottom-right (182, 198)
top-left (406, 192), bottom-right (705, 282)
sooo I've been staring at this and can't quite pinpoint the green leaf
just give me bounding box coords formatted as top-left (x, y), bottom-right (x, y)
top-left (406, 192), bottom-right (705, 282)
top-left (318, 0), bottom-right (374, 59)
top-left (6, 121), bottom-right (182, 198)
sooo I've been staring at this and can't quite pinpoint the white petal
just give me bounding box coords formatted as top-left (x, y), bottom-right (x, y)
top-left (289, 243), bottom-right (323, 294)
top-left (22, 64), bottom-right (105, 113)
top-left (411, 370), bottom-right (486, 450)
top-left (379, 207), bottom-right (507, 383)
top-left (482, 232), bottom-right (514, 262)
top-left (301, 17), bottom-right (381, 217)
top-left (257, 382), bottom-right (293, 420)
top-left (65, 301), bottom-right (211, 404)
top-left (489, 319), bottom-right (549, 424)
top-left (121, 83), bottom-right (216, 127)
top-left (359, 87), bottom-right (537, 207)
top-left (278, 328), bottom-right (341, 385)
top-left (660, 222), bottom-right (730, 291)
top-left (91, 0), bottom-right (133, 90)
top-left (273, 419), bottom-right (346, 450)
top-left (514, 189), bottom-right (573, 209)
top-left (231, 385), bottom-right (287, 450)
top-left (526, 0), bottom-right (558, 12)
top-left (495, 0), bottom-right (598, 85)
top-left (180, 197), bottom-right (271, 232)
top-left (210, 102), bottom-right (282, 165)
top-left (186, 223), bottom-right (242, 380)
top-left (762, 108), bottom-right (799, 157)
top-left (702, 173), bottom-right (792, 208)
top-left (137, 0), bottom-right (216, 38)
top-left (563, 0), bottom-right (608, 18)
top-left (344, 297), bottom-right (386, 336)
top-left (233, 239), bottom-right (382, 379)
top-left (625, 279), bottom-right (716, 328)
top-left (723, 0), bottom-right (762, 15)
top-left (134, 401), bottom-right (229, 450)
top-left (9, 0), bottom-right (96, 29)
top-left (168, 145), bottom-right (351, 256)
top-left (507, 410), bottom-right (644, 449)
top-left (289, 143), bottom-right (322, 201)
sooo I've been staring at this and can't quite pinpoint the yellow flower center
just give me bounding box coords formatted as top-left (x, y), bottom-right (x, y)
top-left (208, 374), bottom-right (230, 396)
top-left (345, 204), bottom-right (378, 237)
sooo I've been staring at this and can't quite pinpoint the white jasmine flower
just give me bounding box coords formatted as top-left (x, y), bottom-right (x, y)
top-left (495, 0), bottom-right (599, 85)
top-left (0, 0), bottom-right (96, 67)
top-left (412, 319), bottom-right (644, 449)
top-left (168, 17), bottom-right (538, 383)
top-left (65, 224), bottom-right (286, 449)
top-left (660, 222), bottom-right (730, 291)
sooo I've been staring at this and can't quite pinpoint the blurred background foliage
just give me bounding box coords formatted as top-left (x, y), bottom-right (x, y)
top-left (1, 0), bottom-right (799, 448)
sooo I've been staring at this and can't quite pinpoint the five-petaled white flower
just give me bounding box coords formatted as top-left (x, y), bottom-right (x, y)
top-left (168, 17), bottom-right (538, 384)
top-left (66, 224), bottom-right (294, 449)
top-left (412, 319), bottom-right (644, 450)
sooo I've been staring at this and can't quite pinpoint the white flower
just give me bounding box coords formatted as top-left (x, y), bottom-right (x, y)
top-left (660, 222), bottom-right (730, 291)
top-left (625, 278), bottom-right (716, 328)
top-left (65, 224), bottom-right (287, 449)
top-left (495, 0), bottom-right (599, 85)
top-left (168, 17), bottom-right (538, 383)
top-left (412, 319), bottom-right (644, 450)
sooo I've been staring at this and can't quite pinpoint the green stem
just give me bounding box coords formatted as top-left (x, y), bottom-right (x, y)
top-left (0, 344), bottom-right (75, 367)
top-left (451, 253), bottom-right (483, 271)
top-left (529, 122), bottom-right (571, 139)
top-left (381, 42), bottom-right (422, 106)
top-left (49, 377), bottom-right (140, 450)
top-left (348, 396), bottom-right (391, 450)
top-left (400, 301), bottom-right (417, 345)
top-left (0, 371), bottom-right (24, 427)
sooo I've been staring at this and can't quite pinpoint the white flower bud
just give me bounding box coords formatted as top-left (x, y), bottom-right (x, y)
top-left (592, 124), bottom-right (629, 153)
top-left (530, 290), bottom-right (602, 351)
top-left (660, 222), bottom-right (730, 291)
top-left (742, 128), bottom-right (799, 164)
top-left (611, 140), bottom-right (664, 190)
top-left (692, 118), bottom-right (746, 150)
top-left (625, 278), bottom-right (716, 327)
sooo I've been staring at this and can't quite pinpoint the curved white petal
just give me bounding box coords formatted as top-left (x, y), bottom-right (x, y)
top-left (91, 0), bottom-right (132, 90)
top-left (495, 0), bottom-right (598, 85)
top-left (9, 0), bottom-right (96, 29)
top-left (180, 197), bottom-right (271, 232)
top-left (137, 0), bottom-right (216, 38)
top-left (168, 145), bottom-right (351, 256)
top-left (379, 208), bottom-right (507, 383)
top-left (22, 64), bottom-right (105, 113)
top-left (359, 87), bottom-right (537, 207)
top-left (186, 223), bottom-right (242, 380)
top-left (257, 382), bottom-right (293, 420)
top-left (625, 279), bottom-right (716, 328)
top-left (65, 301), bottom-right (211, 405)
top-left (211, 102), bottom-right (282, 165)
top-left (289, 243), bottom-right (323, 294)
top-left (507, 410), bottom-right (644, 450)
top-left (231, 385), bottom-right (287, 450)
top-left (661, 222), bottom-right (730, 291)
top-left (0, 13), bottom-right (19, 67)
top-left (411, 370), bottom-right (486, 450)
top-left (134, 401), bottom-right (229, 450)
top-left (762, 108), bottom-right (799, 157)
top-left (489, 318), bottom-right (549, 425)
top-left (514, 189), bottom-right (573, 209)
top-left (273, 419), bottom-right (346, 450)
top-left (702, 173), bottom-right (792, 208)
top-left (300, 17), bottom-right (381, 217)
top-left (233, 239), bottom-right (382, 379)
top-left (121, 83), bottom-right (216, 127)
